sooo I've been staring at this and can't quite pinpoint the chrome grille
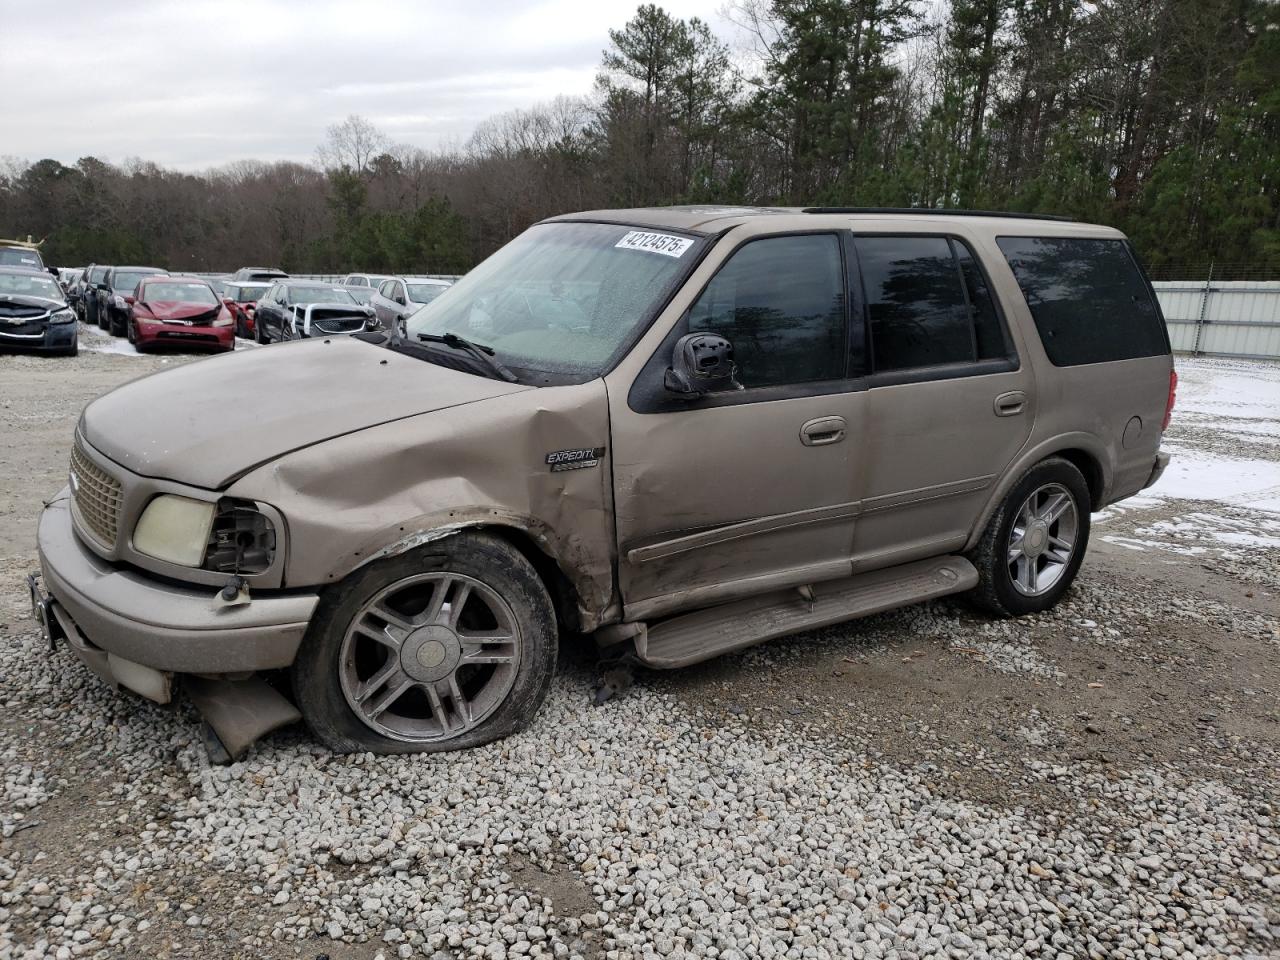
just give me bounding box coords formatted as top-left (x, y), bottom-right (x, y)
top-left (70, 438), bottom-right (123, 546)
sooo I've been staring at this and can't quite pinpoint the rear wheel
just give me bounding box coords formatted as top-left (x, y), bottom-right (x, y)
top-left (292, 532), bottom-right (558, 754)
top-left (967, 457), bottom-right (1091, 617)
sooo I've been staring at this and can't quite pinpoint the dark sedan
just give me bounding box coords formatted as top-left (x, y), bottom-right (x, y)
top-left (99, 265), bottom-right (169, 335)
top-left (253, 282), bottom-right (375, 343)
top-left (0, 267), bottom-right (77, 356)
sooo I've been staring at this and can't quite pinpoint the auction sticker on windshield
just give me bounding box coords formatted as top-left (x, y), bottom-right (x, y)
top-left (615, 231), bottom-right (693, 258)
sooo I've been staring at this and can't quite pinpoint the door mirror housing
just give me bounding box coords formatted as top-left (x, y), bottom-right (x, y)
top-left (664, 332), bottom-right (741, 399)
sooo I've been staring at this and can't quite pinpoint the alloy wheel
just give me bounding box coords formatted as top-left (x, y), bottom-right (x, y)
top-left (338, 572), bottom-right (522, 743)
top-left (1007, 482), bottom-right (1078, 597)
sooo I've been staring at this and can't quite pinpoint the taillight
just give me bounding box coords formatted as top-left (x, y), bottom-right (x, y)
top-left (1162, 369), bottom-right (1177, 431)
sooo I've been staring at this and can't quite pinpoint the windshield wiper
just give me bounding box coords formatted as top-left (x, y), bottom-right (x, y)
top-left (417, 332), bottom-right (518, 382)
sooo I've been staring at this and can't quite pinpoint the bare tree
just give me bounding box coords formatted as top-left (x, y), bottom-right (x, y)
top-left (316, 115), bottom-right (389, 175)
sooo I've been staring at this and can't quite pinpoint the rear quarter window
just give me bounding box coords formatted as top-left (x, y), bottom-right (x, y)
top-left (997, 237), bottom-right (1168, 366)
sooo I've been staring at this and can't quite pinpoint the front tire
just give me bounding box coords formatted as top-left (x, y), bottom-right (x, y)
top-left (292, 532), bottom-right (558, 754)
top-left (967, 457), bottom-right (1091, 617)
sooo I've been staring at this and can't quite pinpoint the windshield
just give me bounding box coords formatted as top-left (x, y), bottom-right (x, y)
top-left (112, 269), bottom-right (165, 292)
top-left (0, 272), bottom-right (63, 301)
top-left (288, 285), bottom-right (357, 306)
top-left (407, 283), bottom-right (449, 304)
top-left (142, 281), bottom-right (218, 304)
top-left (0, 247), bottom-right (43, 269)
top-left (406, 222), bottom-right (701, 381)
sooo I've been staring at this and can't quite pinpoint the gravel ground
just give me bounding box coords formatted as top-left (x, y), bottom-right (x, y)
top-left (0, 344), bottom-right (1277, 959)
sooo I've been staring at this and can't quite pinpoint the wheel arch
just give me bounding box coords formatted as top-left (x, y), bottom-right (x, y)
top-left (328, 510), bottom-right (613, 635)
top-left (964, 434), bottom-right (1111, 552)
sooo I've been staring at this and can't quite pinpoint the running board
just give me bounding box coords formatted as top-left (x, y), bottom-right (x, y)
top-left (633, 556), bottom-right (977, 669)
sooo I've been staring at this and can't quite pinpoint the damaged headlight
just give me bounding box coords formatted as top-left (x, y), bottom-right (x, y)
top-left (202, 499), bottom-right (276, 574)
top-left (133, 495), bottom-right (276, 573)
top-left (50, 308), bottom-right (75, 324)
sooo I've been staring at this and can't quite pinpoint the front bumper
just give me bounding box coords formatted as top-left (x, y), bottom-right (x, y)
top-left (135, 320), bottom-right (233, 350)
top-left (0, 322), bottom-right (75, 351)
top-left (36, 493), bottom-right (318, 676)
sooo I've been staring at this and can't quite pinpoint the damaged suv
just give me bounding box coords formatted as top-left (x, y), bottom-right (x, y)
top-left (31, 207), bottom-right (1174, 760)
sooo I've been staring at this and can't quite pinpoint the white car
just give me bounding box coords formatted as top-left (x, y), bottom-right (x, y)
top-left (370, 276), bottom-right (453, 332)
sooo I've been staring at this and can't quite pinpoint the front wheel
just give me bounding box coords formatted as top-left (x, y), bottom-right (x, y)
top-left (292, 532), bottom-right (558, 754)
top-left (967, 457), bottom-right (1091, 617)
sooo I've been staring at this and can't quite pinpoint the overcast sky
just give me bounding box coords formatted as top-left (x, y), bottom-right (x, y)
top-left (3, 0), bottom-right (738, 171)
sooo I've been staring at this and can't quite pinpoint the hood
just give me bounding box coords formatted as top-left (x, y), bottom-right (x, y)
top-left (142, 300), bottom-right (223, 323)
top-left (81, 337), bottom-right (533, 488)
top-left (0, 295), bottom-right (62, 317)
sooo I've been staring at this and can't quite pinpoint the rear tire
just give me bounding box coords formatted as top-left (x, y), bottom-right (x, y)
top-left (292, 532), bottom-right (558, 754)
top-left (967, 457), bottom-right (1091, 617)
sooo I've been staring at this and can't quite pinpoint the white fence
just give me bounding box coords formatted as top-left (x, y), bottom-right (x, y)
top-left (1154, 280), bottom-right (1280, 360)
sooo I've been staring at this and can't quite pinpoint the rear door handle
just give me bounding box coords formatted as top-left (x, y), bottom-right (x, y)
top-left (994, 391), bottom-right (1026, 417)
top-left (800, 416), bottom-right (846, 446)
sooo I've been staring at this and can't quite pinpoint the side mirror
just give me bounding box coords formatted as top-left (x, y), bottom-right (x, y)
top-left (124, 295), bottom-right (136, 305)
top-left (663, 332), bottom-right (741, 399)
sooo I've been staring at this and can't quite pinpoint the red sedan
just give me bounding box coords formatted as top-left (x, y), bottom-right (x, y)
top-left (219, 280), bottom-right (271, 338)
top-left (126, 277), bottom-right (235, 352)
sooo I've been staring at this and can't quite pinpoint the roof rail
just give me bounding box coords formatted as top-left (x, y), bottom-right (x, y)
top-left (801, 207), bottom-right (1077, 223)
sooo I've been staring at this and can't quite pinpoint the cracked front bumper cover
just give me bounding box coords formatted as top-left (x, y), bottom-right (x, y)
top-left (37, 491), bottom-right (318, 674)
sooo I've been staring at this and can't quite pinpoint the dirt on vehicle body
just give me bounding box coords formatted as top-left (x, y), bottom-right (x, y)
top-left (30, 207), bottom-right (1175, 759)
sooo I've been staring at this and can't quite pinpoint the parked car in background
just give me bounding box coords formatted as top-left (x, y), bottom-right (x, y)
top-left (57, 267), bottom-right (82, 291)
top-left (100, 266), bottom-right (170, 335)
top-left (340, 272), bottom-right (391, 289)
top-left (80, 264), bottom-right (109, 325)
top-left (231, 267), bottom-right (288, 282)
top-left (204, 276), bottom-right (227, 297)
top-left (220, 280), bottom-right (271, 338)
top-left (370, 276), bottom-right (453, 332)
top-left (127, 276), bottom-right (234, 353)
top-left (0, 241), bottom-right (45, 271)
top-left (0, 266), bottom-right (77, 356)
top-left (61, 267), bottom-right (86, 313)
top-left (253, 282), bottom-right (375, 343)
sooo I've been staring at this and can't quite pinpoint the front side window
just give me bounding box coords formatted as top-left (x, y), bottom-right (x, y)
top-left (688, 234), bottom-right (845, 389)
top-left (855, 236), bottom-right (1006, 372)
top-left (997, 237), bottom-right (1167, 366)
top-left (407, 221), bottom-right (703, 382)
top-left (378, 280), bottom-right (396, 298)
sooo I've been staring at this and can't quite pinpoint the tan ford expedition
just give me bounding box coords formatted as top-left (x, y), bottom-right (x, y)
top-left (29, 207), bottom-right (1175, 759)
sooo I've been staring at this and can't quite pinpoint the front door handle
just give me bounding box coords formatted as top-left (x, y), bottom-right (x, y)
top-left (994, 391), bottom-right (1026, 417)
top-left (800, 416), bottom-right (846, 446)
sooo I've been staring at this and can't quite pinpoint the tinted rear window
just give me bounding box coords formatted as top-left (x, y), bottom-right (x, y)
top-left (997, 237), bottom-right (1168, 366)
top-left (854, 235), bottom-right (1009, 373)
